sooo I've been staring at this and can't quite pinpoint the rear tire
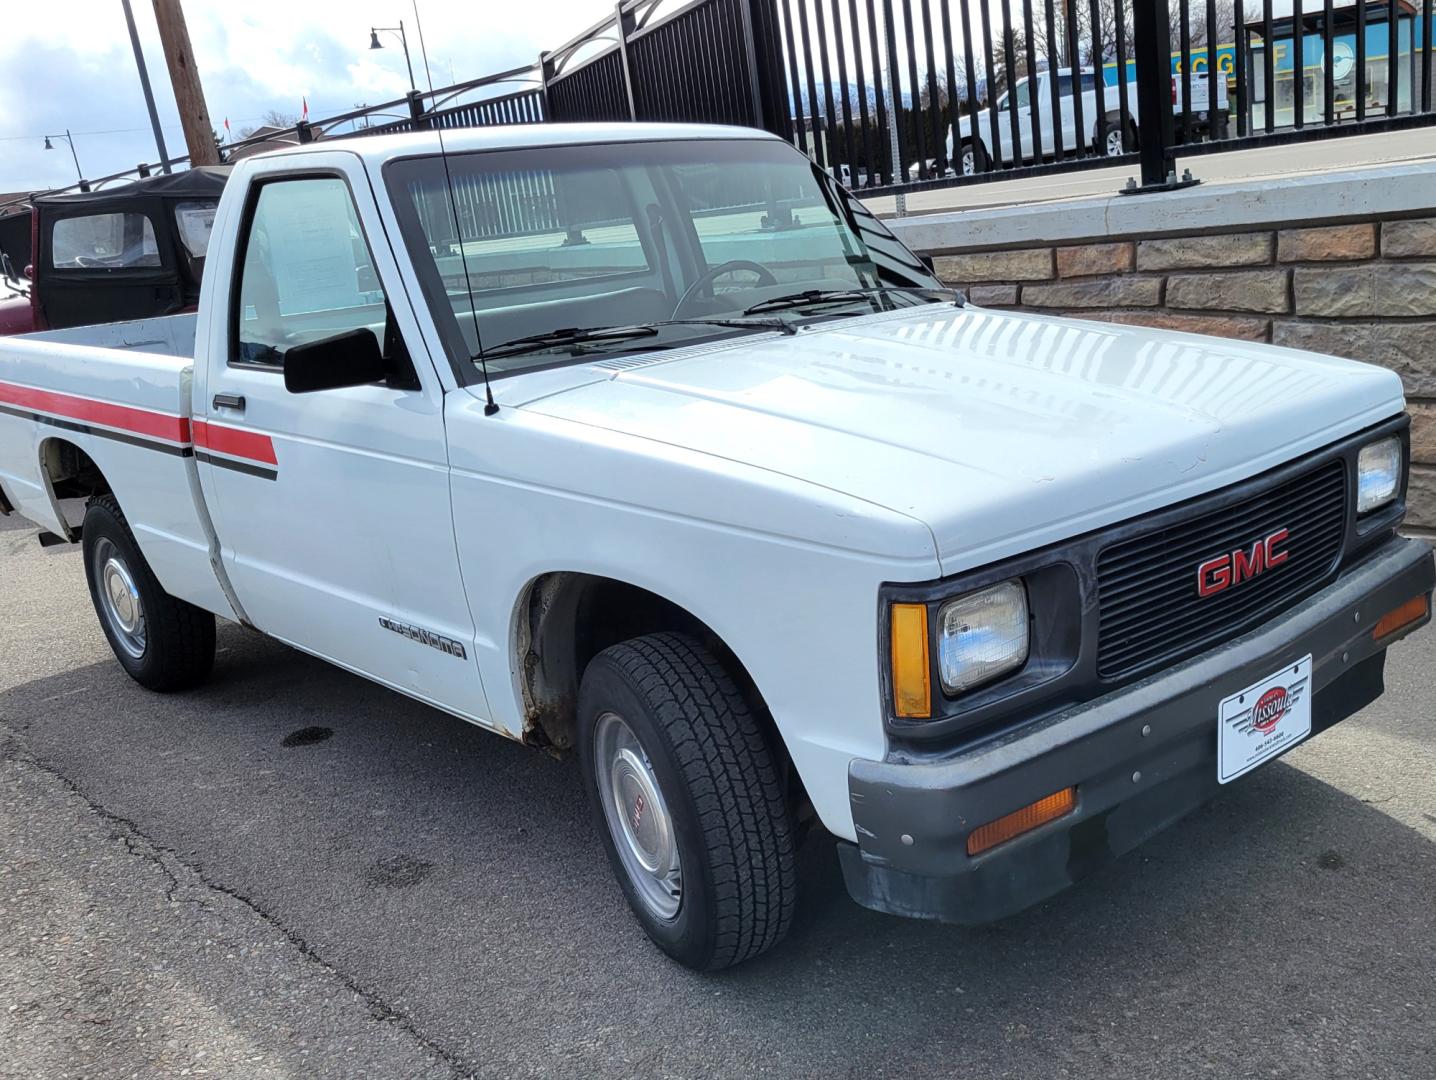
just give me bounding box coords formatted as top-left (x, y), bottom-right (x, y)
top-left (960, 139), bottom-right (989, 176)
top-left (1097, 116), bottom-right (1137, 156)
top-left (82, 495), bottom-right (216, 691)
top-left (577, 632), bottom-right (797, 970)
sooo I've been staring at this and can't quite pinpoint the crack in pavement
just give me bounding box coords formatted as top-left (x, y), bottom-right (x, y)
top-left (117, 833), bottom-right (211, 910)
top-left (0, 724), bottom-right (478, 1080)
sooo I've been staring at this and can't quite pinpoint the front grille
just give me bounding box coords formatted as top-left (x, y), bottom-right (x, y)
top-left (1095, 459), bottom-right (1347, 679)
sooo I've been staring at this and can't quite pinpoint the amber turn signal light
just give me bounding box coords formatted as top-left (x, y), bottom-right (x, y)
top-left (1372, 594), bottom-right (1429, 641)
top-left (890, 602), bottom-right (931, 719)
top-left (966, 787), bottom-right (1077, 856)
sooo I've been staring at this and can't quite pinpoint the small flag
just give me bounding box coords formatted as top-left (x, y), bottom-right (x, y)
top-left (223, 117), bottom-right (231, 139)
top-left (302, 97), bottom-right (309, 121)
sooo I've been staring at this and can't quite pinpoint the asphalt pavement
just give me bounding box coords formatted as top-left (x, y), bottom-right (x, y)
top-left (2, 510), bottom-right (1434, 1079)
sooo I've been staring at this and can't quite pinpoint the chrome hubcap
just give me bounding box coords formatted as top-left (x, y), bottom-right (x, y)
top-left (595, 711), bottom-right (681, 920)
top-left (94, 538), bottom-right (146, 659)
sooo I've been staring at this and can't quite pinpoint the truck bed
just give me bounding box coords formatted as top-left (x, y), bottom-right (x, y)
top-left (0, 313), bottom-right (234, 619)
top-left (23, 313), bottom-right (198, 356)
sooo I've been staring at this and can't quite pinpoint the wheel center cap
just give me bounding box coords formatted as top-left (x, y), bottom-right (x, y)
top-left (104, 563), bottom-right (138, 629)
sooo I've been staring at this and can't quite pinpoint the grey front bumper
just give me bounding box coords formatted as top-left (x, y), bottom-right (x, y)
top-left (840, 536), bottom-right (1434, 924)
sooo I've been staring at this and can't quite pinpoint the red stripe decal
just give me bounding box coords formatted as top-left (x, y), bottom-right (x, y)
top-left (0, 380), bottom-right (190, 444)
top-left (192, 420), bottom-right (278, 466)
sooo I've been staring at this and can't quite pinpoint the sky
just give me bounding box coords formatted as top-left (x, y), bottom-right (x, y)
top-left (0, 0), bottom-right (606, 193)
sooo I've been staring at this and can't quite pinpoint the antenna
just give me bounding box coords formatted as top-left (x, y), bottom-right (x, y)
top-left (410, 0), bottom-right (498, 416)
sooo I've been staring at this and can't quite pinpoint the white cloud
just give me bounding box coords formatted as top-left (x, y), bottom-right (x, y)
top-left (0, 0), bottom-right (605, 192)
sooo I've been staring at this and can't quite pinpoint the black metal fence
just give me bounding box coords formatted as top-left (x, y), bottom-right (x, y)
top-left (767, 0), bottom-right (1436, 192)
top-left (5, 0), bottom-right (1434, 214)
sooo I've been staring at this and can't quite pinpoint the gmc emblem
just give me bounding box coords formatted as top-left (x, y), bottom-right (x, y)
top-left (1197, 528), bottom-right (1290, 597)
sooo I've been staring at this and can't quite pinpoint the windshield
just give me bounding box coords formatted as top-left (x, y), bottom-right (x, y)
top-left (385, 137), bottom-right (939, 377)
top-left (996, 77), bottom-right (1030, 111)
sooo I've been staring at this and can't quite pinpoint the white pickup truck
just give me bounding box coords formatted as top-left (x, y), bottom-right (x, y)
top-left (946, 65), bottom-right (1230, 174)
top-left (0, 125), bottom-right (1430, 970)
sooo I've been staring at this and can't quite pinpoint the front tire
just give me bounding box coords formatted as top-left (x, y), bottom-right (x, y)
top-left (578, 632), bottom-right (797, 970)
top-left (82, 495), bottom-right (216, 691)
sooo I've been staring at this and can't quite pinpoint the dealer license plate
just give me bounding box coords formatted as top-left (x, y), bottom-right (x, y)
top-left (1217, 655), bottom-right (1313, 784)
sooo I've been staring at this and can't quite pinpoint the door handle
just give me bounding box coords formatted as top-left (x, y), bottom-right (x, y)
top-left (212, 393), bottom-right (245, 411)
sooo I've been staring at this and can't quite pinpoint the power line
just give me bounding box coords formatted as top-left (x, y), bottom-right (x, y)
top-left (0, 119), bottom-right (270, 142)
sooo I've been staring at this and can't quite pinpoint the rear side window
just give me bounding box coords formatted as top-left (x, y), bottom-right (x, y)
top-left (174, 200), bottom-right (219, 258)
top-left (232, 177), bottom-right (390, 367)
top-left (51, 213), bottom-right (160, 269)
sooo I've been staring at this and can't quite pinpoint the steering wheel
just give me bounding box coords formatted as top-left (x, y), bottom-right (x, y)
top-left (671, 259), bottom-right (778, 319)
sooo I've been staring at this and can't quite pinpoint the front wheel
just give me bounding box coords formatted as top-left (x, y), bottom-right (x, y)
top-left (577, 632), bottom-right (797, 970)
top-left (82, 495), bottom-right (216, 691)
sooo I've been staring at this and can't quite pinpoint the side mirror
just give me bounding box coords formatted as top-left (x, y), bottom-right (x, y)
top-left (23, 264), bottom-right (34, 281)
top-left (283, 328), bottom-right (387, 394)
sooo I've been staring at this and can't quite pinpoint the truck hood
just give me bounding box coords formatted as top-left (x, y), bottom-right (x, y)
top-left (519, 304), bottom-right (1405, 576)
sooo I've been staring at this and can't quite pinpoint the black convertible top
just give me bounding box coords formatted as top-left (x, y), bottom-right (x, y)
top-left (27, 166), bottom-right (232, 330)
top-left (0, 207), bottom-right (29, 269)
top-left (33, 166), bottom-right (230, 209)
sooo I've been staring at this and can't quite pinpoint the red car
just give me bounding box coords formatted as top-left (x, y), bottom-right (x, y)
top-left (0, 266), bottom-right (28, 335)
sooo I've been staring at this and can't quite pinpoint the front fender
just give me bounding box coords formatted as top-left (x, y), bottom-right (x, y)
top-left (446, 397), bottom-right (941, 841)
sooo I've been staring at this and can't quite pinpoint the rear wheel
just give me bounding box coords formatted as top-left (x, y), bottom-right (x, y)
top-left (577, 632), bottom-right (797, 970)
top-left (959, 139), bottom-right (989, 176)
top-left (1098, 117), bottom-right (1137, 156)
top-left (82, 495), bottom-right (215, 691)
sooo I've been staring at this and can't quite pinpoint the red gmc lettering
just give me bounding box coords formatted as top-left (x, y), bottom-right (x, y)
top-left (1196, 528), bottom-right (1291, 597)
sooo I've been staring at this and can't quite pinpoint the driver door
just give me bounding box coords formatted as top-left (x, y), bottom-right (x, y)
top-left (195, 153), bottom-right (491, 723)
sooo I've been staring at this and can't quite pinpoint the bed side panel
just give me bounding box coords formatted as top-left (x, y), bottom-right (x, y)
top-left (0, 336), bottom-right (233, 618)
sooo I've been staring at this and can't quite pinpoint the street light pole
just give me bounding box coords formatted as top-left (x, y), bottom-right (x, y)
top-left (370, 22), bottom-right (416, 93)
top-left (44, 130), bottom-right (86, 187)
top-left (120, 0), bottom-right (173, 173)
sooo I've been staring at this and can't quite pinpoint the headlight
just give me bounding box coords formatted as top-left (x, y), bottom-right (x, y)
top-left (1357, 436), bottom-right (1402, 514)
top-left (937, 580), bottom-right (1029, 694)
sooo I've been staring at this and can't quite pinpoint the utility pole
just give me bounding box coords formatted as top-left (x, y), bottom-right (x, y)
top-left (121, 0), bottom-right (172, 173)
top-left (150, 0), bottom-right (220, 166)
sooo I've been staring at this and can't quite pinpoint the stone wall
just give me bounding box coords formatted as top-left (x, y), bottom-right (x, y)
top-left (893, 180), bottom-right (1436, 536)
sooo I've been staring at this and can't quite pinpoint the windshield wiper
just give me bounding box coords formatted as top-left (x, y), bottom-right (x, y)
top-left (479, 317), bottom-right (794, 361)
top-left (481, 324), bottom-right (659, 361)
top-left (741, 286), bottom-right (961, 316)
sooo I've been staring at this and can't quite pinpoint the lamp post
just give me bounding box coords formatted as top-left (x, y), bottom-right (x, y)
top-left (44, 130), bottom-right (86, 188)
top-left (369, 22), bottom-right (416, 92)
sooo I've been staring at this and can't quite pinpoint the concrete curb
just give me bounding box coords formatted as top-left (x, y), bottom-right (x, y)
top-left (886, 161), bottom-right (1436, 254)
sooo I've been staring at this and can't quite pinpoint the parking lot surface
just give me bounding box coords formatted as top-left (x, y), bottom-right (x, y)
top-left (3, 511), bottom-right (1434, 1079)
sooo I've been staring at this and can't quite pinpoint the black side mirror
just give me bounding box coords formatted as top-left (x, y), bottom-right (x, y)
top-left (284, 328), bottom-right (387, 394)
